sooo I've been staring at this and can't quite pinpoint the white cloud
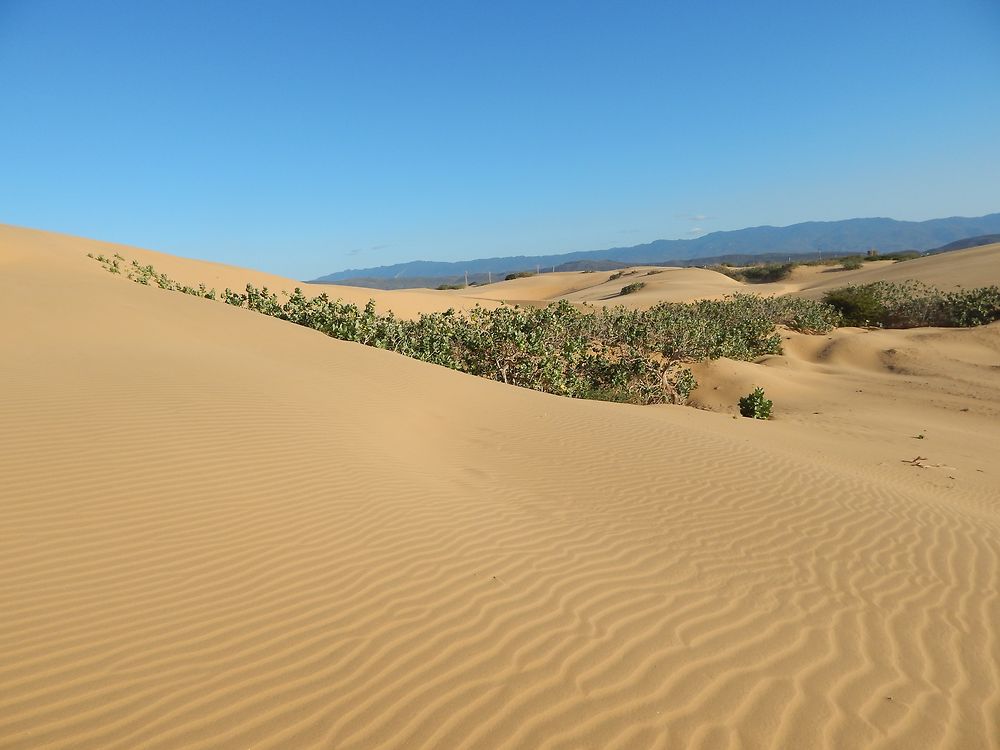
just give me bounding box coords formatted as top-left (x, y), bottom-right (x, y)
top-left (348, 244), bottom-right (390, 256)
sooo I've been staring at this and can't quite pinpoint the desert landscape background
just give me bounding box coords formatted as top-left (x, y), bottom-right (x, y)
top-left (1, 223), bottom-right (998, 748)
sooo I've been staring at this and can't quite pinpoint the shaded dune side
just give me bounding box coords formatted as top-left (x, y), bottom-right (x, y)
top-left (1, 251), bottom-right (999, 749)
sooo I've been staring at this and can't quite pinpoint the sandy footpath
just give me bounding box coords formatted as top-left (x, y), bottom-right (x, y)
top-left (1, 225), bottom-right (998, 749)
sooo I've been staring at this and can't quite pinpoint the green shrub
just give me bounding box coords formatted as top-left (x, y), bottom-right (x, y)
top-left (754, 294), bottom-right (843, 333)
top-left (840, 256), bottom-right (863, 270)
top-left (739, 387), bottom-right (773, 419)
top-left (436, 283), bottom-right (464, 290)
top-left (877, 251), bottom-right (921, 262)
top-left (619, 282), bottom-right (646, 296)
top-left (91, 254), bottom-right (847, 408)
top-left (821, 285), bottom-right (889, 326)
top-left (713, 263), bottom-right (797, 283)
top-left (743, 263), bottom-right (797, 283)
top-left (823, 281), bottom-right (1000, 328)
top-left (504, 271), bottom-right (535, 281)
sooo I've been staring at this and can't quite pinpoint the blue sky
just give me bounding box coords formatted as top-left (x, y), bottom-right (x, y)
top-left (2, 0), bottom-right (998, 279)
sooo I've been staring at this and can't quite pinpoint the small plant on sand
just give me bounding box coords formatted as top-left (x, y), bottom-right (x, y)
top-left (739, 387), bottom-right (773, 419)
top-left (840, 256), bottom-right (863, 270)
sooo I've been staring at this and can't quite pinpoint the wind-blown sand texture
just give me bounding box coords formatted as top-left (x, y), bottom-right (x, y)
top-left (2, 225), bottom-right (999, 749)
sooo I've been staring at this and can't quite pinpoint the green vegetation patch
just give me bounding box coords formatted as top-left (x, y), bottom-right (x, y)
top-left (95, 254), bottom-right (998, 411)
top-left (618, 282), bottom-right (646, 296)
top-left (504, 271), bottom-right (535, 281)
top-left (739, 387), bottom-right (773, 419)
top-left (823, 281), bottom-right (1000, 328)
top-left (92, 254), bottom-right (843, 407)
top-left (712, 263), bottom-right (797, 284)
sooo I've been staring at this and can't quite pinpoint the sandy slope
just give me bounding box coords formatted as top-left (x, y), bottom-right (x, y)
top-left (0, 224), bottom-right (493, 319)
top-left (2, 227), bottom-right (999, 749)
top-left (797, 243), bottom-right (1000, 296)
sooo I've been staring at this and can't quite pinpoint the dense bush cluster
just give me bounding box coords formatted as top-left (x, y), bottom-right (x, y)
top-left (504, 271), bottom-right (535, 281)
top-left (619, 282), bottom-right (646, 296)
top-left (224, 288), bottom-right (847, 404)
top-left (94, 253), bottom-right (998, 408)
top-left (822, 281), bottom-right (1000, 328)
top-left (712, 263), bottom-right (797, 283)
top-left (91, 254), bottom-right (843, 406)
top-left (219, 287), bottom-right (829, 404)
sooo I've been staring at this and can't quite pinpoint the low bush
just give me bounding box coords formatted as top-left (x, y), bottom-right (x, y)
top-left (840, 256), bottom-right (863, 270)
top-left (436, 283), bottom-right (464, 290)
top-left (609, 270), bottom-right (639, 281)
top-left (874, 251), bottom-right (921, 262)
top-left (713, 263), bottom-right (797, 283)
top-left (739, 387), bottom-right (773, 419)
top-left (504, 271), bottom-right (535, 281)
top-left (741, 263), bottom-right (797, 283)
top-left (823, 281), bottom-right (1000, 328)
top-left (619, 282), bottom-right (646, 296)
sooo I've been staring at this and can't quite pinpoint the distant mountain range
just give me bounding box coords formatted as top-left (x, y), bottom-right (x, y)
top-left (310, 213), bottom-right (1000, 288)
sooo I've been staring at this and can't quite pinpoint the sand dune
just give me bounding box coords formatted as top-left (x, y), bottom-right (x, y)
top-left (0, 224), bottom-right (494, 319)
top-left (449, 243), bottom-right (1000, 309)
top-left (787, 243), bottom-right (1000, 299)
top-left (2, 226), bottom-right (999, 749)
top-left (685, 244), bottom-right (1000, 300)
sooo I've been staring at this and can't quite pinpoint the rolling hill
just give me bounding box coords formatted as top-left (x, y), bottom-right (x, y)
top-left (312, 212), bottom-right (1000, 287)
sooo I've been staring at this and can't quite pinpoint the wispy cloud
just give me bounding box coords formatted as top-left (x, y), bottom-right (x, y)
top-left (686, 227), bottom-right (707, 237)
top-left (675, 213), bottom-right (713, 222)
top-left (348, 244), bottom-right (390, 257)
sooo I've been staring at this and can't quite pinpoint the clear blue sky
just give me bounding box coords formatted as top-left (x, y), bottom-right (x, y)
top-left (2, 0), bottom-right (998, 279)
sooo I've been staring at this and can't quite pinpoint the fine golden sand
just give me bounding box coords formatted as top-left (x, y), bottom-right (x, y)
top-left (2, 225), bottom-right (999, 749)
